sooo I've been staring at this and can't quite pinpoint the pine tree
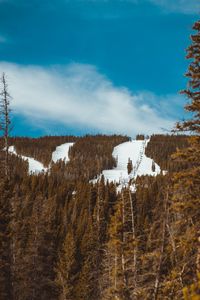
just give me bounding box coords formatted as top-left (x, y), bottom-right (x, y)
top-left (172, 19), bottom-right (200, 295)
top-left (152, 160), bottom-right (156, 172)
top-left (101, 189), bottom-right (139, 300)
top-left (177, 20), bottom-right (200, 135)
top-left (103, 198), bottom-right (126, 300)
top-left (127, 158), bottom-right (133, 175)
top-left (0, 179), bottom-right (13, 300)
top-left (56, 229), bottom-right (77, 300)
top-left (183, 275), bottom-right (200, 300)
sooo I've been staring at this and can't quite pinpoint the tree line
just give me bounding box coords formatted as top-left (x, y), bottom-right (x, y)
top-left (0, 18), bottom-right (200, 300)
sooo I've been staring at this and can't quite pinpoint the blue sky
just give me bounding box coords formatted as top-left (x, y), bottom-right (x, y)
top-left (0, 0), bottom-right (199, 137)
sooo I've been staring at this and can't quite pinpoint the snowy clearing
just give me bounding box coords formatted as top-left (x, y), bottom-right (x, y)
top-left (8, 142), bottom-right (74, 174)
top-left (91, 139), bottom-right (161, 191)
top-left (52, 143), bottom-right (74, 163)
top-left (8, 146), bottom-right (47, 174)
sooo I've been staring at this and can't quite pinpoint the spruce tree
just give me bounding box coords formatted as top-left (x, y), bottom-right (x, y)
top-left (177, 20), bottom-right (200, 134)
top-left (0, 180), bottom-right (13, 300)
top-left (172, 19), bottom-right (200, 294)
top-left (56, 229), bottom-right (77, 300)
top-left (127, 158), bottom-right (133, 175)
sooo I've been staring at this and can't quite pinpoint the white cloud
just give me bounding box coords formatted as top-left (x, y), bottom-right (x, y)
top-left (148, 0), bottom-right (200, 14)
top-left (0, 62), bottom-right (176, 136)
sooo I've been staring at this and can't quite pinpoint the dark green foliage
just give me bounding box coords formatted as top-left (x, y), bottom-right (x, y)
top-left (0, 179), bottom-right (13, 300)
top-left (136, 134), bottom-right (145, 140)
top-left (1, 17), bottom-right (200, 300)
top-left (127, 158), bottom-right (133, 174)
top-left (171, 19), bottom-right (200, 297)
top-left (8, 136), bottom-right (78, 167)
top-left (0, 132), bottom-right (198, 300)
top-left (51, 134), bottom-right (129, 182)
top-left (145, 134), bottom-right (189, 172)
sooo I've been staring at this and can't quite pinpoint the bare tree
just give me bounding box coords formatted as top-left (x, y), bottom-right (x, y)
top-left (152, 188), bottom-right (169, 300)
top-left (0, 72), bottom-right (12, 178)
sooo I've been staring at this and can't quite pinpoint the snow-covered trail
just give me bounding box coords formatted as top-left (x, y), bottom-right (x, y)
top-left (52, 143), bottom-right (74, 163)
top-left (92, 139), bottom-right (161, 189)
top-left (8, 142), bottom-right (74, 174)
top-left (8, 146), bottom-right (48, 174)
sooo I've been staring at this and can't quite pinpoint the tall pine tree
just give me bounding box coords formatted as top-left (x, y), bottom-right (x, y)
top-left (172, 19), bottom-right (200, 294)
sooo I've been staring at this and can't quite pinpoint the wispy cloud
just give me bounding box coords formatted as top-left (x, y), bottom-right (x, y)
top-left (0, 62), bottom-right (178, 136)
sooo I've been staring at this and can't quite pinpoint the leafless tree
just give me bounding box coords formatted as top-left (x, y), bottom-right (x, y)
top-left (0, 72), bottom-right (12, 178)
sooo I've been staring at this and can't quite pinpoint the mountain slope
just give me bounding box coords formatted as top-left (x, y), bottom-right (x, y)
top-left (8, 142), bottom-right (74, 174)
top-left (8, 146), bottom-right (47, 174)
top-left (93, 139), bottom-right (161, 188)
top-left (52, 142), bottom-right (74, 163)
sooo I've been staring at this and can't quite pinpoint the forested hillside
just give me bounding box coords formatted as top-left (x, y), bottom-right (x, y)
top-left (8, 136), bottom-right (79, 167)
top-left (0, 132), bottom-right (199, 300)
top-left (0, 16), bottom-right (199, 300)
top-left (145, 134), bottom-right (189, 172)
top-left (52, 135), bottom-right (130, 181)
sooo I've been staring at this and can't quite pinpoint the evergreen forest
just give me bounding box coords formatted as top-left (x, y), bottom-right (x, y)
top-left (0, 18), bottom-right (200, 300)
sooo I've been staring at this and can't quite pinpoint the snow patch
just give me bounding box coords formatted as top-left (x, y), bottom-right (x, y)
top-left (52, 143), bottom-right (74, 163)
top-left (8, 146), bottom-right (47, 174)
top-left (91, 139), bottom-right (161, 192)
top-left (8, 142), bottom-right (74, 175)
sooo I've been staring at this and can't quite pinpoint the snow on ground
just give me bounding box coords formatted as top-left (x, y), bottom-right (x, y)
top-left (8, 142), bottom-right (74, 175)
top-left (52, 143), bottom-right (74, 163)
top-left (8, 139), bottom-right (161, 188)
top-left (92, 139), bottom-right (161, 191)
top-left (8, 146), bottom-right (47, 174)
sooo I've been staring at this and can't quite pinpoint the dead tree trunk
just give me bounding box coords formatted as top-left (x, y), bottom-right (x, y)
top-left (197, 235), bottom-right (200, 273)
top-left (128, 189), bottom-right (137, 289)
top-left (121, 192), bottom-right (128, 288)
top-left (152, 189), bottom-right (169, 300)
top-left (0, 73), bottom-right (11, 178)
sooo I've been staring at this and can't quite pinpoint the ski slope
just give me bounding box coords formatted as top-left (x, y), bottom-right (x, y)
top-left (92, 139), bottom-right (161, 190)
top-left (8, 142), bottom-right (74, 174)
top-left (52, 143), bottom-right (74, 163)
top-left (8, 139), bottom-right (161, 185)
top-left (8, 146), bottom-right (47, 174)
